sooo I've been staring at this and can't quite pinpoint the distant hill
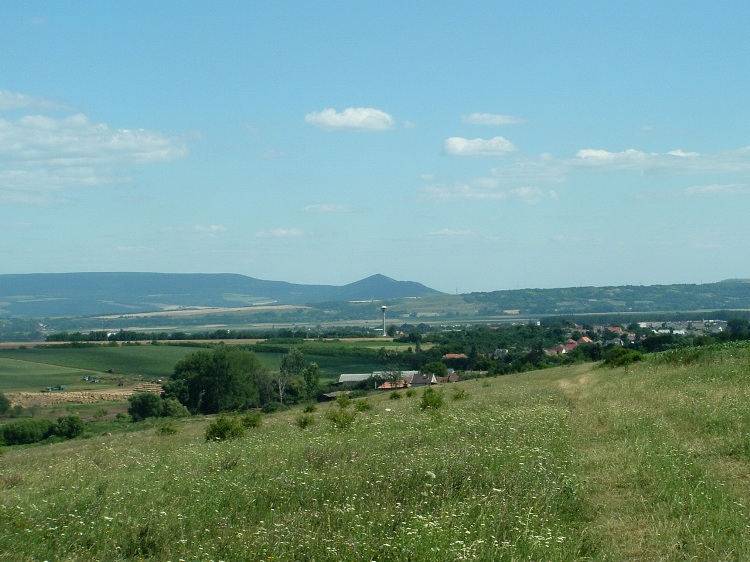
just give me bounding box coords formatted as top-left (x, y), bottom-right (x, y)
top-left (0, 273), bottom-right (443, 318)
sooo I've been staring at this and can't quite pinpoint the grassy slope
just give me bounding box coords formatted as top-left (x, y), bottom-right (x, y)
top-left (1, 344), bottom-right (750, 560)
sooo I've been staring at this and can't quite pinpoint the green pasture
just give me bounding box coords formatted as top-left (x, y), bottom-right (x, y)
top-left (0, 358), bottom-right (99, 393)
top-left (0, 342), bottom-right (393, 393)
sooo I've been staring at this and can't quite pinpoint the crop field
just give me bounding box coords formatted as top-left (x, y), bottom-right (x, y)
top-left (0, 343), bottom-right (385, 389)
top-left (1, 342), bottom-right (750, 560)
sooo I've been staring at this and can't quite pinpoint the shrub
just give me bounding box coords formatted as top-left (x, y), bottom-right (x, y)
top-left (303, 403), bottom-right (317, 413)
top-left (451, 386), bottom-right (468, 401)
top-left (1, 418), bottom-right (55, 445)
top-left (128, 393), bottom-right (163, 422)
top-left (354, 399), bottom-right (373, 412)
top-left (9, 405), bottom-right (24, 418)
top-left (325, 407), bottom-right (356, 430)
top-left (335, 394), bottom-right (352, 409)
top-left (52, 415), bottom-right (85, 439)
top-left (161, 398), bottom-right (190, 418)
top-left (241, 410), bottom-right (263, 428)
top-left (389, 391), bottom-right (402, 400)
top-left (295, 413), bottom-right (316, 429)
top-left (205, 414), bottom-right (245, 441)
top-left (405, 388), bottom-right (416, 398)
top-left (262, 401), bottom-right (284, 414)
top-left (419, 387), bottom-right (444, 411)
top-left (157, 420), bottom-right (179, 436)
top-left (603, 346), bottom-right (644, 368)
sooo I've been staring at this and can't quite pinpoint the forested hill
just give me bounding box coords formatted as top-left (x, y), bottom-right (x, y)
top-left (0, 273), bottom-right (441, 317)
top-left (461, 279), bottom-right (750, 315)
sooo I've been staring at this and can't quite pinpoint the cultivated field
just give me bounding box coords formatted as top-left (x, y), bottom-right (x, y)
top-left (1, 342), bottom-right (749, 560)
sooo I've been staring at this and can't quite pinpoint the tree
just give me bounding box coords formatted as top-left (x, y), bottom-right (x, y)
top-left (53, 415), bottom-right (85, 439)
top-left (163, 347), bottom-right (266, 414)
top-left (274, 348), bottom-right (307, 405)
top-left (128, 392), bottom-right (163, 422)
top-left (302, 362), bottom-right (320, 400)
top-left (0, 393), bottom-right (10, 416)
top-left (422, 361), bottom-right (448, 378)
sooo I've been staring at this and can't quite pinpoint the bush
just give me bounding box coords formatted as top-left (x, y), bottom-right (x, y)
top-left (603, 346), bottom-right (644, 368)
top-left (335, 394), bottom-right (352, 409)
top-left (451, 386), bottom-right (468, 401)
top-left (205, 414), bottom-right (246, 441)
top-left (52, 415), bottom-right (85, 439)
top-left (295, 413), bottom-right (316, 429)
top-left (241, 410), bottom-right (263, 428)
top-left (354, 399), bottom-right (373, 412)
top-left (1, 418), bottom-right (55, 445)
top-left (157, 420), bottom-right (179, 435)
top-left (419, 387), bottom-right (445, 411)
top-left (161, 398), bottom-right (190, 418)
top-left (405, 388), bottom-right (416, 398)
top-left (262, 401), bottom-right (284, 414)
top-left (325, 407), bottom-right (356, 430)
top-left (303, 403), bottom-right (317, 413)
top-left (128, 393), bottom-right (163, 422)
top-left (389, 391), bottom-right (402, 400)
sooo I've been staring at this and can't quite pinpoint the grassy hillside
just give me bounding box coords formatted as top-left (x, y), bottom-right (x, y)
top-left (1, 343), bottom-right (750, 560)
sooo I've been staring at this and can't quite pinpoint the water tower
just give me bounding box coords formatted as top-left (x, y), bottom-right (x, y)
top-left (380, 305), bottom-right (387, 337)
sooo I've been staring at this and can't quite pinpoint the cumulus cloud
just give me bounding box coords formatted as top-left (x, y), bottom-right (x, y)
top-left (444, 136), bottom-right (515, 156)
top-left (462, 113), bottom-right (526, 126)
top-left (304, 107), bottom-right (394, 131)
top-left (0, 100), bottom-right (190, 202)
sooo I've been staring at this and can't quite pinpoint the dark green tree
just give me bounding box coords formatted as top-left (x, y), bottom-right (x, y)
top-left (0, 393), bottom-right (10, 416)
top-left (127, 393), bottom-right (163, 421)
top-left (302, 362), bottom-right (321, 400)
top-left (422, 361), bottom-right (448, 377)
top-left (164, 347), bottom-right (265, 414)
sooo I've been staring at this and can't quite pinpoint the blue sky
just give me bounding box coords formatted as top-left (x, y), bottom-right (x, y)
top-left (2, 2), bottom-right (749, 294)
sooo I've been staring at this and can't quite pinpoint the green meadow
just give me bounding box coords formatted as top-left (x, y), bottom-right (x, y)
top-left (0, 343), bottom-right (387, 393)
top-left (2, 342), bottom-right (750, 560)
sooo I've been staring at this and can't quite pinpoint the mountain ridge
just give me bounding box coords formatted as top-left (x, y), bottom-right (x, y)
top-left (0, 272), bottom-right (442, 318)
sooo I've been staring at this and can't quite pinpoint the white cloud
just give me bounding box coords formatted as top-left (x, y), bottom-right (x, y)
top-left (422, 181), bottom-right (551, 204)
top-left (462, 113), bottom-right (526, 126)
top-left (0, 89), bottom-right (70, 111)
top-left (427, 228), bottom-right (474, 236)
top-left (0, 106), bottom-right (189, 202)
top-left (193, 225), bottom-right (227, 237)
top-left (257, 228), bottom-right (303, 238)
top-left (304, 203), bottom-right (351, 213)
top-left (304, 107), bottom-right (394, 131)
top-left (444, 136), bottom-right (515, 156)
top-left (684, 183), bottom-right (747, 196)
